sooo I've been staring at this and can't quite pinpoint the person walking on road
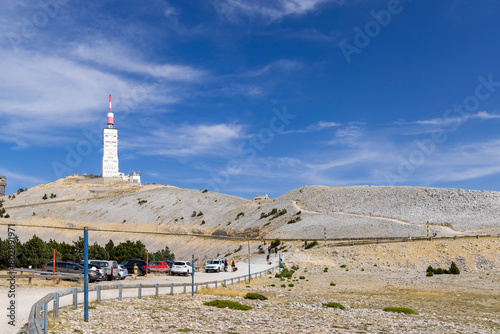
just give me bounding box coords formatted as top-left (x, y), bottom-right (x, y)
top-left (268, 245), bottom-right (271, 255)
top-left (274, 246), bottom-right (278, 257)
top-left (132, 264), bottom-right (139, 280)
top-left (224, 259), bottom-right (228, 272)
top-left (231, 259), bottom-right (236, 271)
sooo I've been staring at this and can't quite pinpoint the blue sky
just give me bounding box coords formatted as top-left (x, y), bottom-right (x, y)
top-left (1, 0), bottom-right (500, 199)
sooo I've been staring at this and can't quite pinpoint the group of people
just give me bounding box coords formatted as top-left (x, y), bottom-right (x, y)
top-left (223, 259), bottom-right (237, 272)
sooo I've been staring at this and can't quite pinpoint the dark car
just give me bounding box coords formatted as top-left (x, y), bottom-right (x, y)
top-left (42, 261), bottom-right (99, 282)
top-left (120, 259), bottom-right (149, 276)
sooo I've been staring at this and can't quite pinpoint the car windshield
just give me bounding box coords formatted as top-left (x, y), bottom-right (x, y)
top-left (206, 260), bottom-right (213, 264)
top-left (174, 262), bottom-right (186, 265)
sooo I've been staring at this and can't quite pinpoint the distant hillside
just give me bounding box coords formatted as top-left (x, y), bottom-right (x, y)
top-left (1, 176), bottom-right (499, 257)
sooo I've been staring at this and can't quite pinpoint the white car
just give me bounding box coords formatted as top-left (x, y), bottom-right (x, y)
top-left (117, 264), bottom-right (128, 280)
top-left (205, 259), bottom-right (225, 273)
top-left (170, 261), bottom-right (193, 276)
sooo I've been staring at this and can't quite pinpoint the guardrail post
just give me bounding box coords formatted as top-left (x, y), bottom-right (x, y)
top-left (205, 282), bottom-right (208, 289)
top-left (155, 283), bottom-right (159, 297)
top-left (138, 284), bottom-right (142, 298)
top-left (72, 288), bottom-right (78, 310)
top-left (170, 283), bottom-right (174, 295)
top-left (118, 284), bottom-right (123, 301)
top-left (238, 277), bottom-right (240, 283)
top-left (476, 234), bottom-right (479, 239)
top-left (454, 235), bottom-right (457, 240)
top-left (52, 292), bottom-right (59, 318)
top-left (96, 286), bottom-right (101, 304)
top-left (42, 302), bottom-right (48, 334)
top-left (223, 279), bottom-right (226, 287)
top-left (231, 278), bottom-right (234, 285)
top-left (215, 281), bottom-right (217, 289)
top-left (196, 283), bottom-right (198, 292)
top-left (183, 283), bottom-right (186, 294)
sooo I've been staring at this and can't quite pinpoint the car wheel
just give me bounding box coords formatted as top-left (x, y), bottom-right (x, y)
top-left (102, 273), bottom-right (108, 281)
top-left (217, 267), bottom-right (220, 273)
top-left (138, 269), bottom-right (144, 276)
top-left (107, 274), bottom-right (113, 281)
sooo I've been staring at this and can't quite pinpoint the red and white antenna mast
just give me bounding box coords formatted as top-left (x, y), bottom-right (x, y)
top-left (107, 94), bottom-right (114, 128)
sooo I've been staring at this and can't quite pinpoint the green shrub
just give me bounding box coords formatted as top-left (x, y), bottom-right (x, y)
top-left (291, 264), bottom-right (299, 271)
top-left (323, 302), bottom-right (345, 310)
top-left (201, 220), bottom-right (205, 225)
top-left (191, 211), bottom-right (197, 217)
top-left (197, 211), bottom-right (203, 216)
top-left (245, 293), bottom-right (268, 300)
top-left (323, 267), bottom-right (328, 272)
top-left (296, 211), bottom-right (301, 215)
top-left (288, 283), bottom-right (294, 287)
top-left (275, 267), bottom-right (292, 279)
top-left (270, 239), bottom-right (281, 249)
top-left (340, 265), bottom-right (347, 268)
top-left (270, 284), bottom-right (275, 287)
top-left (203, 300), bottom-right (252, 311)
top-left (434, 268), bottom-right (445, 275)
top-left (305, 240), bottom-right (318, 249)
top-left (202, 189), bottom-right (208, 193)
top-left (281, 284), bottom-right (286, 288)
top-left (236, 212), bottom-right (244, 219)
top-left (299, 276), bottom-right (305, 279)
top-left (330, 282), bottom-right (336, 286)
top-left (449, 262), bottom-right (460, 275)
top-left (426, 271), bottom-right (433, 277)
top-left (383, 307), bottom-right (418, 315)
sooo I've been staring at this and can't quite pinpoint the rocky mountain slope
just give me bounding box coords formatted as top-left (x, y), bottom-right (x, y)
top-left (1, 176), bottom-right (499, 256)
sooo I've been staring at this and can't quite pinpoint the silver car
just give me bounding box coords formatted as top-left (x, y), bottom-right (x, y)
top-left (117, 264), bottom-right (128, 280)
top-left (170, 261), bottom-right (193, 276)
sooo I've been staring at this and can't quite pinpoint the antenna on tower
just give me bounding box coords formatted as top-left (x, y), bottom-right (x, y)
top-left (107, 94), bottom-right (114, 128)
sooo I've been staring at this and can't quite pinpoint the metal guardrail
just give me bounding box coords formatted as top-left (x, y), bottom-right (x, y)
top-left (28, 265), bottom-right (280, 334)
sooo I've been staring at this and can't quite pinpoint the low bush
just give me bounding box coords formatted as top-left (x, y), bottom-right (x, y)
top-left (203, 300), bottom-right (252, 311)
top-left (245, 293), bottom-right (267, 300)
top-left (330, 282), bottom-right (336, 286)
top-left (383, 307), bottom-right (418, 315)
top-left (304, 240), bottom-right (318, 249)
top-left (299, 276), bottom-right (305, 279)
top-left (323, 302), bottom-right (345, 310)
top-left (288, 283), bottom-right (294, 287)
top-left (323, 267), bottom-right (328, 272)
top-left (281, 284), bottom-right (286, 288)
top-left (275, 267), bottom-right (293, 279)
top-left (340, 265), bottom-right (347, 268)
top-left (291, 264), bottom-right (299, 271)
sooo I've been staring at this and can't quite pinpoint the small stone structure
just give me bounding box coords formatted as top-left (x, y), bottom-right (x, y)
top-left (253, 194), bottom-right (270, 203)
top-left (0, 176), bottom-right (5, 196)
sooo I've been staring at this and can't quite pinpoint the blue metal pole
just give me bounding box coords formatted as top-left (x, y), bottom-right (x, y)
top-left (279, 253), bottom-right (281, 274)
top-left (191, 255), bottom-right (194, 296)
top-left (248, 258), bottom-right (251, 284)
top-left (84, 227), bottom-right (89, 322)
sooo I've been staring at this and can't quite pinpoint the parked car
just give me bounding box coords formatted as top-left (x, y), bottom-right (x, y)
top-left (205, 259), bottom-right (225, 273)
top-left (42, 261), bottom-right (99, 282)
top-left (165, 260), bottom-right (175, 269)
top-left (78, 261), bottom-right (108, 281)
top-left (120, 259), bottom-right (149, 276)
top-left (82, 260), bottom-right (119, 281)
top-left (149, 261), bottom-right (170, 273)
top-left (117, 264), bottom-right (128, 280)
top-left (170, 261), bottom-right (192, 276)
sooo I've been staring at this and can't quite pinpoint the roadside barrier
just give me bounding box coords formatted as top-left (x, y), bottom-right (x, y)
top-left (28, 265), bottom-right (279, 334)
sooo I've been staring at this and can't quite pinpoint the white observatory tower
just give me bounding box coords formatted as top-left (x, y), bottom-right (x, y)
top-left (102, 95), bottom-right (120, 177)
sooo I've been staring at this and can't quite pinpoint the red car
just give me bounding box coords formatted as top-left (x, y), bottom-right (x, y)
top-left (148, 261), bottom-right (170, 273)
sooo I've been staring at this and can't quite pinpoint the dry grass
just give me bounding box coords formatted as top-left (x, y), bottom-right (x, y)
top-left (196, 287), bottom-right (246, 298)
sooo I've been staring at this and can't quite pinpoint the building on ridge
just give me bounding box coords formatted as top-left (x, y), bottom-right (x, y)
top-left (101, 95), bottom-right (141, 185)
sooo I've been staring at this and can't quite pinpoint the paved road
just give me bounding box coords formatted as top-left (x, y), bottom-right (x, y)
top-left (0, 253), bottom-right (282, 334)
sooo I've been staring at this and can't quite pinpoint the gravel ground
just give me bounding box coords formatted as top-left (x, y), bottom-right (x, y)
top-left (47, 239), bottom-right (500, 333)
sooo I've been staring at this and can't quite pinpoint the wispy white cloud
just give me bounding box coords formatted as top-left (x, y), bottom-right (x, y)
top-left (128, 123), bottom-right (244, 157)
top-left (0, 168), bottom-right (47, 185)
top-left (281, 120), bottom-right (340, 134)
top-left (73, 42), bottom-right (207, 82)
top-left (214, 0), bottom-right (340, 23)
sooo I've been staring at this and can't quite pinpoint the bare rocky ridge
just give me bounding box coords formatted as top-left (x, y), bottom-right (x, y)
top-left (1, 176), bottom-right (500, 259)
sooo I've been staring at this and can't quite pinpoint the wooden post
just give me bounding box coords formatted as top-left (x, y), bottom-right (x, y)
top-left (146, 253), bottom-right (148, 277)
